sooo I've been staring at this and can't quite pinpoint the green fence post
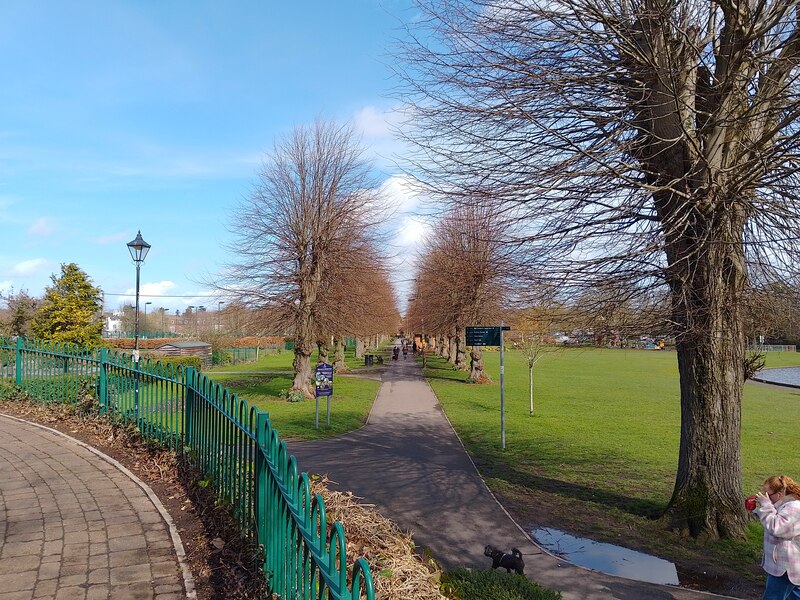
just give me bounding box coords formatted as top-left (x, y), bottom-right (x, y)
top-left (99, 347), bottom-right (108, 414)
top-left (184, 367), bottom-right (196, 449)
top-left (254, 411), bottom-right (270, 584)
top-left (15, 337), bottom-right (22, 386)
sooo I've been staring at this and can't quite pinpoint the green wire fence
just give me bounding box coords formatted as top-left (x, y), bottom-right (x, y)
top-left (0, 336), bottom-right (375, 600)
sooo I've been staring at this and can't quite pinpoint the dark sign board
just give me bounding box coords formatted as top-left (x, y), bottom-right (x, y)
top-left (315, 363), bottom-right (334, 397)
top-left (465, 326), bottom-right (511, 347)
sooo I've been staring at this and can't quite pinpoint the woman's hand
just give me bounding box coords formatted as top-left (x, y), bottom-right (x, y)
top-left (756, 492), bottom-right (771, 507)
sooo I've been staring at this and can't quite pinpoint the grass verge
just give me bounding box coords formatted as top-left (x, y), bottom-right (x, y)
top-left (209, 371), bottom-right (380, 440)
top-left (206, 346), bottom-right (389, 374)
top-left (441, 568), bottom-right (562, 600)
top-left (423, 348), bottom-right (800, 597)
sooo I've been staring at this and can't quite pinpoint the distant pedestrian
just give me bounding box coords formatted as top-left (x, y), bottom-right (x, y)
top-left (751, 474), bottom-right (800, 599)
top-left (393, 346), bottom-right (400, 361)
top-left (402, 345), bottom-right (408, 360)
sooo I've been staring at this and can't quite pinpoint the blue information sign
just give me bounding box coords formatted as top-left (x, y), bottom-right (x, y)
top-left (315, 363), bottom-right (334, 397)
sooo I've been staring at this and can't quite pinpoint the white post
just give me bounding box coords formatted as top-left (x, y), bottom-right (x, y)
top-left (529, 364), bottom-right (534, 416)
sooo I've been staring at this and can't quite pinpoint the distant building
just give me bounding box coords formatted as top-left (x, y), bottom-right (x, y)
top-left (104, 310), bottom-right (123, 336)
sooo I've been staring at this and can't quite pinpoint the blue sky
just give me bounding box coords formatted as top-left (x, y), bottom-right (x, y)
top-left (0, 1), bottom-right (424, 314)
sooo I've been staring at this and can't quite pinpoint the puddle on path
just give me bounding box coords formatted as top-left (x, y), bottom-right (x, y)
top-left (531, 527), bottom-right (680, 586)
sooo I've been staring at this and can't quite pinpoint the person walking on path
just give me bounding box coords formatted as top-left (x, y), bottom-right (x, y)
top-left (752, 474), bottom-right (800, 599)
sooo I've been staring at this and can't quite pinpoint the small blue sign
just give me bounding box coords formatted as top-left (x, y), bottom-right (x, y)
top-left (315, 362), bottom-right (334, 397)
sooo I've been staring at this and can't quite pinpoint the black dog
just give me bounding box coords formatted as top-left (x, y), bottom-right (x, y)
top-left (484, 544), bottom-right (524, 575)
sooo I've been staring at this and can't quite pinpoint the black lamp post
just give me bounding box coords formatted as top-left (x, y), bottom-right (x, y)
top-left (127, 231), bottom-right (151, 416)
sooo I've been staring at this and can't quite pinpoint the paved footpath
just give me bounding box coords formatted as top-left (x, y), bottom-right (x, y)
top-left (0, 415), bottom-right (193, 600)
top-left (289, 355), bottom-right (735, 600)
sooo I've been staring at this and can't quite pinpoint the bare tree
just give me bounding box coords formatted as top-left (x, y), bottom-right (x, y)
top-left (0, 288), bottom-right (39, 337)
top-left (514, 306), bottom-right (564, 416)
top-left (742, 282), bottom-right (800, 346)
top-left (221, 120), bottom-right (382, 397)
top-left (399, 0), bottom-right (800, 538)
top-left (313, 236), bottom-right (399, 371)
top-left (412, 203), bottom-right (512, 379)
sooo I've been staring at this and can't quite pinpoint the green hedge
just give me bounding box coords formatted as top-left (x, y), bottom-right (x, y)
top-left (441, 568), bottom-right (562, 600)
top-left (212, 349), bottom-right (233, 366)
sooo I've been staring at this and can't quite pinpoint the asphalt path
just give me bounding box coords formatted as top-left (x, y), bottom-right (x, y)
top-left (288, 353), bottom-right (733, 600)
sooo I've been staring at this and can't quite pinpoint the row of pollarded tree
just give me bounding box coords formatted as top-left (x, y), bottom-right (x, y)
top-left (409, 203), bottom-right (512, 383)
top-left (217, 120), bottom-right (399, 398)
top-left (397, 0), bottom-right (800, 541)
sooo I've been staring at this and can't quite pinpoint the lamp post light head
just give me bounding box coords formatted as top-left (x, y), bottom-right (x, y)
top-left (127, 231), bottom-right (151, 264)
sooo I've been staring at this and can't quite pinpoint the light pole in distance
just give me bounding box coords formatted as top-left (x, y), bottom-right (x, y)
top-left (144, 301), bottom-right (152, 338)
top-left (197, 306), bottom-right (205, 337)
top-left (127, 230), bottom-right (151, 417)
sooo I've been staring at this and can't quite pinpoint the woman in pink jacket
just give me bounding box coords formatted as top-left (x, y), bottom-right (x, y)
top-left (754, 475), bottom-right (800, 600)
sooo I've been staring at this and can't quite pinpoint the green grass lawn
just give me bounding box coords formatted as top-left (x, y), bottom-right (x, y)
top-left (427, 348), bottom-right (800, 498)
top-left (423, 347), bottom-right (800, 585)
top-left (205, 347), bottom-right (385, 440)
top-left (209, 371), bottom-right (380, 440)
top-left (207, 347), bottom-right (388, 374)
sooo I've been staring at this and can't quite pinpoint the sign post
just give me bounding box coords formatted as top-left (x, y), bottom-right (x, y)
top-left (499, 321), bottom-right (506, 449)
top-left (465, 324), bottom-right (511, 449)
top-left (314, 362), bottom-right (334, 428)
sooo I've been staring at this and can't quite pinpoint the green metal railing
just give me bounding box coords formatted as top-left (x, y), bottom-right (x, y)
top-left (0, 336), bottom-right (375, 599)
top-left (213, 346), bottom-right (267, 366)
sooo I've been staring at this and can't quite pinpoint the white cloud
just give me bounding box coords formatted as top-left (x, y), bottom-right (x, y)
top-left (0, 280), bottom-right (13, 295)
top-left (28, 217), bottom-right (56, 237)
top-left (380, 173), bottom-right (422, 215)
top-left (119, 280), bottom-right (177, 305)
top-left (97, 231), bottom-right (132, 245)
top-left (397, 215), bottom-right (430, 248)
top-left (11, 258), bottom-right (49, 276)
top-left (354, 105), bottom-right (397, 138)
top-left (352, 104), bottom-right (411, 169)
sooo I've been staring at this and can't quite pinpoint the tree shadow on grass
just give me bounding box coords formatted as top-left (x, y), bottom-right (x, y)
top-left (476, 454), bottom-right (666, 519)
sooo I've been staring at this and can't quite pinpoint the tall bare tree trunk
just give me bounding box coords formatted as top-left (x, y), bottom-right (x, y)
top-left (663, 206), bottom-right (749, 538)
top-left (333, 336), bottom-right (348, 372)
top-left (454, 335), bottom-right (467, 370)
top-left (292, 300), bottom-right (315, 397)
top-left (439, 335), bottom-right (450, 359)
top-left (469, 347), bottom-right (489, 383)
top-left (355, 337), bottom-right (365, 359)
top-left (447, 335), bottom-right (457, 365)
top-left (317, 338), bottom-right (330, 363)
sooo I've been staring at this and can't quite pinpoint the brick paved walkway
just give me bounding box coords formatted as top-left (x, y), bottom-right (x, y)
top-left (0, 415), bottom-right (194, 600)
